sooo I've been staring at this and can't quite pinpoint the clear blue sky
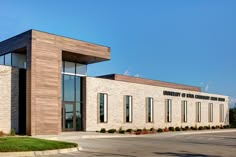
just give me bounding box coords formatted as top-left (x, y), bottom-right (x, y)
top-left (0, 0), bottom-right (235, 107)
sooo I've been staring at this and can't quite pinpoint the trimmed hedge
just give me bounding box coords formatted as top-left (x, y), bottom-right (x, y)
top-left (108, 129), bottom-right (116, 133)
top-left (100, 128), bottom-right (106, 133)
top-left (168, 127), bottom-right (175, 131)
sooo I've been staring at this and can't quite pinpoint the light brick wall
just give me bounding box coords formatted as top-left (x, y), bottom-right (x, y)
top-left (0, 65), bottom-right (19, 133)
top-left (85, 77), bottom-right (229, 131)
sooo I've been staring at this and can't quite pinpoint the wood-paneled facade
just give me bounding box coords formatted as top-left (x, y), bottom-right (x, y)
top-left (0, 30), bottom-right (110, 135)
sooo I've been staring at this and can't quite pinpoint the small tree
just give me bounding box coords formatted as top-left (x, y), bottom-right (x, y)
top-left (229, 107), bottom-right (236, 128)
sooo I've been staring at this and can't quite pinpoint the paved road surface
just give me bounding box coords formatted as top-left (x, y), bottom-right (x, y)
top-left (48, 132), bottom-right (236, 157)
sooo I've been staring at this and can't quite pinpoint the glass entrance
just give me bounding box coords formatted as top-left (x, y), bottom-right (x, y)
top-left (61, 61), bottom-right (84, 131)
top-left (62, 103), bottom-right (76, 131)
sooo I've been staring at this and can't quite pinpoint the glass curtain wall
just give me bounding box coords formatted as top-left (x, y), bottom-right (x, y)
top-left (62, 61), bottom-right (86, 131)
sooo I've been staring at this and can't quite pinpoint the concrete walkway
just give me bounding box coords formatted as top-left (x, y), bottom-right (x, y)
top-left (35, 129), bottom-right (236, 142)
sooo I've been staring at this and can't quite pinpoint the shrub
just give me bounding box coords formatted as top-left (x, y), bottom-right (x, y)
top-left (175, 127), bottom-right (181, 131)
top-left (119, 130), bottom-right (125, 134)
top-left (9, 129), bottom-right (15, 136)
top-left (163, 127), bottom-right (169, 132)
top-left (181, 127), bottom-right (186, 131)
top-left (0, 131), bottom-right (5, 137)
top-left (100, 128), bottom-right (106, 133)
top-left (169, 127), bottom-right (175, 131)
top-left (126, 129), bottom-right (133, 133)
top-left (226, 125), bottom-right (230, 128)
top-left (137, 129), bottom-right (142, 132)
top-left (206, 126), bottom-right (210, 130)
top-left (150, 128), bottom-right (155, 132)
top-left (216, 125), bottom-right (220, 129)
top-left (190, 126), bottom-right (197, 130)
top-left (223, 125), bottom-right (227, 129)
top-left (157, 128), bottom-right (163, 133)
top-left (185, 126), bottom-right (189, 130)
top-left (211, 126), bottom-right (216, 129)
top-left (108, 129), bottom-right (116, 133)
top-left (198, 126), bottom-right (204, 130)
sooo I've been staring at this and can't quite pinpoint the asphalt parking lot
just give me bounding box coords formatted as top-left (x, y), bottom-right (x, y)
top-left (49, 131), bottom-right (236, 157)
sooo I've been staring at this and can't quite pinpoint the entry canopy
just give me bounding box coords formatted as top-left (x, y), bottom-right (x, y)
top-left (62, 50), bottom-right (109, 64)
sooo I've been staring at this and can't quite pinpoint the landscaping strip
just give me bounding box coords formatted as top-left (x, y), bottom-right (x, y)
top-left (0, 137), bottom-right (77, 152)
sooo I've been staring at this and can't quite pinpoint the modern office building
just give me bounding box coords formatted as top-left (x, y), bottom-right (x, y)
top-left (0, 30), bottom-right (229, 135)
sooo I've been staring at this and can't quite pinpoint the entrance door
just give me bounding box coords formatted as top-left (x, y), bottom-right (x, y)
top-left (62, 102), bottom-right (76, 131)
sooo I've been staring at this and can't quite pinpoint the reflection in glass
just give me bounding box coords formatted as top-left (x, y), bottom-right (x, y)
top-left (5, 53), bottom-right (11, 66)
top-left (63, 75), bottom-right (75, 101)
top-left (100, 94), bottom-right (105, 122)
top-left (76, 63), bottom-right (87, 75)
top-left (0, 55), bottom-right (4, 65)
top-left (76, 103), bottom-right (82, 130)
top-left (12, 53), bottom-right (26, 68)
top-left (64, 61), bottom-right (75, 74)
top-left (76, 77), bottom-right (81, 102)
top-left (65, 104), bottom-right (74, 129)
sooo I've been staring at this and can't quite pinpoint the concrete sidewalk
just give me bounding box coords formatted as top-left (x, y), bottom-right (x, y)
top-left (35, 129), bottom-right (236, 142)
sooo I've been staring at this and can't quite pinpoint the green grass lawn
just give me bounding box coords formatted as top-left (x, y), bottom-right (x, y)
top-left (0, 137), bottom-right (78, 152)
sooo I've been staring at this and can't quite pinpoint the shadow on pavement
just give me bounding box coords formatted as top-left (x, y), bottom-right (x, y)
top-left (153, 151), bottom-right (221, 157)
top-left (81, 151), bottom-right (137, 157)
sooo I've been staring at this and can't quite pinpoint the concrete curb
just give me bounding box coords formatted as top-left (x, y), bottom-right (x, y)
top-left (0, 146), bottom-right (81, 157)
top-left (179, 129), bottom-right (236, 135)
top-left (80, 129), bottom-right (236, 139)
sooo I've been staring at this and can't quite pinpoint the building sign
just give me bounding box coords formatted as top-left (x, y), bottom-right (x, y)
top-left (163, 91), bottom-right (225, 102)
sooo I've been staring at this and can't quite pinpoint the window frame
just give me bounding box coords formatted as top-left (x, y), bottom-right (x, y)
top-left (166, 99), bottom-right (172, 123)
top-left (219, 104), bottom-right (224, 122)
top-left (62, 61), bottom-right (87, 76)
top-left (182, 100), bottom-right (187, 123)
top-left (146, 97), bottom-right (154, 123)
top-left (124, 95), bottom-right (133, 123)
top-left (98, 93), bottom-right (108, 123)
top-left (196, 102), bottom-right (201, 122)
top-left (208, 103), bottom-right (213, 122)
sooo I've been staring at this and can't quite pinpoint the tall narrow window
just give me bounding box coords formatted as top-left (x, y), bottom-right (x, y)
top-left (4, 53), bottom-right (11, 66)
top-left (219, 104), bottom-right (224, 122)
top-left (147, 97), bottom-right (154, 123)
top-left (0, 55), bottom-right (4, 65)
top-left (125, 95), bottom-right (132, 123)
top-left (99, 93), bottom-right (108, 123)
top-left (208, 103), bottom-right (213, 122)
top-left (166, 99), bottom-right (172, 123)
top-left (196, 102), bottom-right (201, 122)
top-left (181, 101), bottom-right (187, 122)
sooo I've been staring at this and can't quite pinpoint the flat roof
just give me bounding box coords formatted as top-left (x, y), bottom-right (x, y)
top-left (0, 29), bottom-right (111, 64)
top-left (97, 74), bottom-right (201, 92)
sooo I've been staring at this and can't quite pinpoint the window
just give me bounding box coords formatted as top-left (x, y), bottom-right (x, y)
top-left (0, 55), bottom-right (4, 65)
top-left (147, 97), bottom-right (154, 123)
top-left (99, 93), bottom-right (108, 123)
top-left (219, 104), bottom-right (224, 122)
top-left (125, 95), bottom-right (132, 123)
top-left (63, 75), bottom-right (75, 101)
top-left (166, 99), bottom-right (172, 123)
top-left (196, 102), bottom-right (201, 122)
top-left (64, 61), bottom-right (75, 74)
top-left (208, 103), bottom-right (213, 122)
top-left (181, 101), bottom-right (187, 122)
top-left (76, 63), bottom-right (87, 76)
top-left (4, 53), bottom-right (12, 66)
top-left (12, 53), bottom-right (26, 69)
top-left (62, 61), bottom-right (87, 76)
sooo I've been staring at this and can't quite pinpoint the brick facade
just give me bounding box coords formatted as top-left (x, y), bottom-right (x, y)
top-left (0, 65), bottom-right (19, 133)
top-left (85, 77), bottom-right (229, 131)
